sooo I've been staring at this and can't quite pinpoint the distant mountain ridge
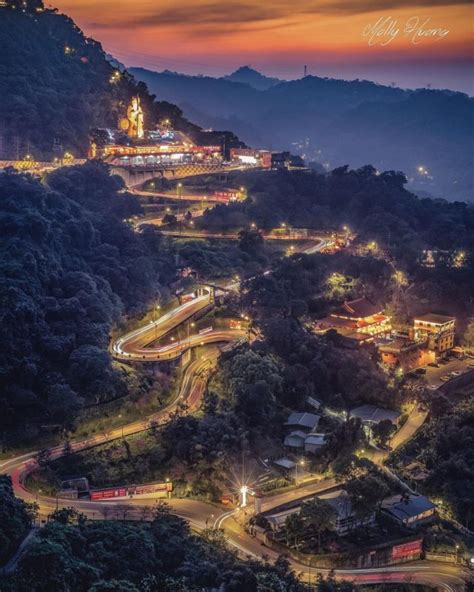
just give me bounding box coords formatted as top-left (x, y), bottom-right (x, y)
top-left (130, 66), bottom-right (474, 202)
top-left (222, 66), bottom-right (280, 90)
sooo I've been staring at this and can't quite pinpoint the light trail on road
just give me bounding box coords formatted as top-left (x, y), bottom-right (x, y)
top-left (0, 228), bottom-right (467, 590)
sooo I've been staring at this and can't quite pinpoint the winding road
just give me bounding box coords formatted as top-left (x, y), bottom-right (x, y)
top-left (0, 253), bottom-right (469, 590)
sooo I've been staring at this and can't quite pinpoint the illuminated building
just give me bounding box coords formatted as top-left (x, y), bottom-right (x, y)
top-left (382, 495), bottom-right (435, 528)
top-left (93, 98), bottom-right (222, 167)
top-left (230, 148), bottom-right (271, 168)
top-left (379, 313), bottom-right (455, 371)
top-left (271, 151), bottom-right (305, 170)
top-left (263, 489), bottom-right (375, 535)
top-left (314, 297), bottom-right (391, 345)
top-left (413, 313), bottom-right (455, 353)
top-left (379, 337), bottom-right (435, 371)
top-left (102, 142), bottom-right (222, 167)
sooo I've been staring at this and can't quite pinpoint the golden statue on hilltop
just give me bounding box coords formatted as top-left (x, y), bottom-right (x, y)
top-left (120, 96), bottom-right (144, 139)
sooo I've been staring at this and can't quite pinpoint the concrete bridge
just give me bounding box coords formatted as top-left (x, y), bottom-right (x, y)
top-left (111, 162), bottom-right (246, 188)
top-left (0, 159), bottom-right (245, 189)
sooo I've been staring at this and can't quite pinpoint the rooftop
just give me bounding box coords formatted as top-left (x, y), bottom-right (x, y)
top-left (283, 431), bottom-right (307, 448)
top-left (414, 313), bottom-right (455, 325)
top-left (306, 396), bottom-right (322, 410)
top-left (274, 458), bottom-right (296, 470)
top-left (305, 433), bottom-right (326, 446)
top-left (285, 412), bottom-right (320, 430)
top-left (319, 489), bottom-right (354, 520)
top-left (334, 297), bottom-right (382, 320)
top-left (382, 494), bottom-right (435, 521)
top-left (379, 337), bottom-right (425, 353)
top-left (315, 316), bottom-right (359, 331)
top-left (350, 405), bottom-right (400, 424)
top-left (346, 332), bottom-right (375, 343)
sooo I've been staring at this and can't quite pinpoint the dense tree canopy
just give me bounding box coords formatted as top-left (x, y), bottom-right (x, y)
top-left (220, 349), bottom-right (284, 426)
top-left (256, 317), bottom-right (393, 411)
top-left (199, 167), bottom-right (474, 263)
top-left (0, 164), bottom-right (169, 441)
top-left (1, 507), bottom-right (305, 592)
top-left (391, 397), bottom-right (474, 526)
top-left (0, 476), bottom-right (37, 566)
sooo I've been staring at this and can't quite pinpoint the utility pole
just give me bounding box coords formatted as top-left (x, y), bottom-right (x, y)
top-left (304, 65), bottom-right (307, 77)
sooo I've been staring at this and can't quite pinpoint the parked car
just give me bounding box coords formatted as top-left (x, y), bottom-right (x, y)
top-left (428, 362), bottom-right (439, 368)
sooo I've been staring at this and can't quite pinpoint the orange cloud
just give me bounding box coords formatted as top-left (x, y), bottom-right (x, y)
top-left (52, 0), bottom-right (473, 77)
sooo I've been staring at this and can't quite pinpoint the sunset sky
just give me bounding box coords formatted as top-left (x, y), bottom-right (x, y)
top-left (52, 0), bottom-right (473, 93)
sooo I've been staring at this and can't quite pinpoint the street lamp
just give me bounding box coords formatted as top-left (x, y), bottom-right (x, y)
top-left (177, 183), bottom-right (183, 235)
top-left (295, 459), bottom-right (305, 482)
top-left (240, 485), bottom-right (248, 507)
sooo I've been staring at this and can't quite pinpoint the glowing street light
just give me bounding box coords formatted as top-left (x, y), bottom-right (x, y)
top-left (417, 165), bottom-right (429, 176)
top-left (240, 485), bottom-right (248, 507)
top-left (295, 459), bottom-right (305, 482)
top-left (453, 250), bottom-right (466, 269)
top-left (109, 70), bottom-right (121, 84)
top-left (367, 241), bottom-right (378, 252)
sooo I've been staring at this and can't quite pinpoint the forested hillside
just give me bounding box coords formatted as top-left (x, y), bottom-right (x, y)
top-left (0, 163), bottom-right (170, 443)
top-left (199, 167), bottom-right (474, 258)
top-left (0, 1), bottom-right (238, 159)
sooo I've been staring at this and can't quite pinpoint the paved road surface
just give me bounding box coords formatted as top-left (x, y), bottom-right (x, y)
top-left (132, 189), bottom-right (228, 203)
top-left (0, 237), bottom-right (467, 590)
